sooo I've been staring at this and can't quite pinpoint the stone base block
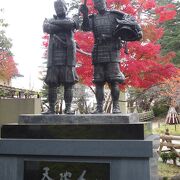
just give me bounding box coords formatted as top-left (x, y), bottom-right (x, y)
top-left (1, 122), bottom-right (152, 140)
top-left (0, 139), bottom-right (153, 180)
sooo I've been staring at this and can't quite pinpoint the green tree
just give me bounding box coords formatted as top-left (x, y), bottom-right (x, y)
top-left (0, 8), bottom-right (13, 56)
top-left (158, 0), bottom-right (180, 67)
top-left (0, 8), bottom-right (18, 82)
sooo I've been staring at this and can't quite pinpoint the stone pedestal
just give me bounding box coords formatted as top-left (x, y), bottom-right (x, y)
top-left (18, 113), bottom-right (139, 124)
top-left (0, 114), bottom-right (158, 180)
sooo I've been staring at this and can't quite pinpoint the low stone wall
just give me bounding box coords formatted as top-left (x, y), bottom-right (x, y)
top-left (0, 98), bottom-right (41, 124)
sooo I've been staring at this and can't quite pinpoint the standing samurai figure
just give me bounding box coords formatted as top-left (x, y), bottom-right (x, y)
top-left (43, 0), bottom-right (79, 114)
top-left (80, 0), bottom-right (142, 113)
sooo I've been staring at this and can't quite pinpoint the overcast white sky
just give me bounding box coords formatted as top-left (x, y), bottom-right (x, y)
top-left (1, 0), bottom-right (56, 91)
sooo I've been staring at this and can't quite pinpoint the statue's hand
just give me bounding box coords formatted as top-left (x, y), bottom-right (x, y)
top-left (79, 4), bottom-right (88, 15)
top-left (48, 19), bottom-right (56, 24)
top-left (43, 18), bottom-right (48, 24)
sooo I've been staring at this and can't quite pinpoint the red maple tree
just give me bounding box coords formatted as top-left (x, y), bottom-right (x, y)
top-left (0, 51), bottom-right (18, 82)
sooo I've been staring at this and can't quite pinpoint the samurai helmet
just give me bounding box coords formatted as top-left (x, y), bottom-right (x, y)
top-left (54, 0), bottom-right (67, 17)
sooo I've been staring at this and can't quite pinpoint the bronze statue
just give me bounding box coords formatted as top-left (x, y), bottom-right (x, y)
top-left (43, 0), bottom-right (79, 114)
top-left (80, 0), bottom-right (142, 113)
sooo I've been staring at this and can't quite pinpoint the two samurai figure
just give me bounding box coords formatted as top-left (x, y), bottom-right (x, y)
top-left (43, 0), bottom-right (142, 114)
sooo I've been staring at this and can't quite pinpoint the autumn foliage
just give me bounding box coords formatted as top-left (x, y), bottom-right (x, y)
top-left (42, 0), bottom-right (178, 90)
top-left (159, 69), bottom-right (180, 105)
top-left (0, 51), bottom-right (18, 81)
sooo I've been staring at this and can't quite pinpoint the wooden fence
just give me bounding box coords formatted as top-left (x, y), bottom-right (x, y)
top-left (139, 111), bottom-right (154, 121)
top-left (158, 135), bottom-right (180, 157)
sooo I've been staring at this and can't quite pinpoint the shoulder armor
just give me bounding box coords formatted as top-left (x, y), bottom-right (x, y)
top-left (109, 10), bottom-right (127, 19)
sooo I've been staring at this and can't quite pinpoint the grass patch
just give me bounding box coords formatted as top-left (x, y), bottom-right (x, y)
top-left (153, 118), bottom-right (180, 179)
top-left (158, 162), bottom-right (180, 179)
top-left (153, 123), bottom-right (180, 136)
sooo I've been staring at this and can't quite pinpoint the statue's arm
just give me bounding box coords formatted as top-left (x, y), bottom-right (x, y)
top-left (43, 18), bottom-right (62, 34)
top-left (79, 4), bottom-right (92, 31)
top-left (48, 18), bottom-right (78, 30)
top-left (81, 15), bottom-right (93, 31)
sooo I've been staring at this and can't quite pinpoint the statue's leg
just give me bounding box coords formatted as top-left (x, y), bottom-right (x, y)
top-left (110, 82), bottom-right (121, 114)
top-left (93, 82), bottom-right (104, 114)
top-left (64, 83), bottom-right (75, 114)
top-left (46, 86), bottom-right (57, 114)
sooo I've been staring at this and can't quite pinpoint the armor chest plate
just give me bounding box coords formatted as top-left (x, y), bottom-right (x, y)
top-left (93, 12), bottom-right (116, 38)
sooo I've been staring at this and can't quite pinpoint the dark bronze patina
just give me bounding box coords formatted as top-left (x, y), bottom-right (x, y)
top-left (80, 0), bottom-right (142, 113)
top-left (43, 0), bottom-right (79, 114)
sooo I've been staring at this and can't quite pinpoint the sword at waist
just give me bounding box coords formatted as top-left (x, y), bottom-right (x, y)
top-left (53, 34), bottom-right (67, 47)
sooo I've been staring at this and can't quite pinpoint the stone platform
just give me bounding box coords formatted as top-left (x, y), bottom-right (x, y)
top-left (0, 113), bottom-right (157, 180)
top-left (1, 113), bottom-right (152, 140)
